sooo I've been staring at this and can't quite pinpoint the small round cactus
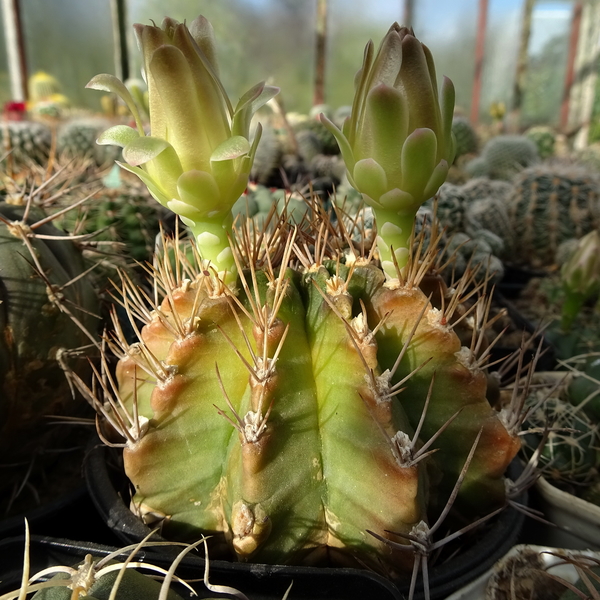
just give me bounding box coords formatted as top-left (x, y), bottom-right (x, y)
top-left (508, 165), bottom-right (600, 266)
top-left (524, 125), bottom-right (556, 160)
top-left (0, 121), bottom-right (52, 167)
top-left (451, 116), bottom-right (478, 160)
top-left (480, 135), bottom-right (540, 180)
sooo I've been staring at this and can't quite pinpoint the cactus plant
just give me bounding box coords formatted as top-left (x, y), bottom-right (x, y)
top-left (523, 393), bottom-right (598, 488)
top-left (451, 116), bottom-right (478, 160)
top-left (471, 135), bottom-right (539, 180)
top-left (524, 125), bottom-right (556, 160)
top-left (293, 117), bottom-right (340, 156)
top-left (0, 171), bottom-right (101, 517)
top-left (79, 15), bottom-right (529, 593)
top-left (57, 185), bottom-right (166, 263)
top-left (0, 201), bottom-right (99, 446)
top-left (0, 121), bottom-right (52, 167)
top-left (507, 166), bottom-right (600, 266)
top-left (57, 118), bottom-right (122, 166)
top-left (250, 124), bottom-right (283, 185)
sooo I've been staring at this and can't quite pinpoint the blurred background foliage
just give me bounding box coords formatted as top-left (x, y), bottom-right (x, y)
top-left (0, 0), bottom-right (581, 124)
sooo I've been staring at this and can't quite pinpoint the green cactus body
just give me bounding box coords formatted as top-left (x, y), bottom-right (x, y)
top-left (367, 279), bottom-right (518, 514)
top-left (524, 396), bottom-right (598, 486)
top-left (508, 166), bottom-right (600, 265)
top-left (451, 117), bottom-right (478, 160)
top-left (0, 121), bottom-right (52, 166)
top-left (567, 357), bottom-right (600, 422)
top-left (430, 184), bottom-right (469, 232)
top-left (524, 126), bottom-right (556, 160)
top-left (0, 202), bottom-right (98, 454)
top-left (112, 253), bottom-right (520, 573)
top-left (59, 189), bottom-right (164, 262)
top-left (57, 118), bottom-right (122, 166)
top-left (480, 135), bottom-right (539, 180)
top-left (32, 565), bottom-right (185, 600)
top-left (294, 118), bottom-right (340, 156)
top-left (250, 125), bottom-right (282, 185)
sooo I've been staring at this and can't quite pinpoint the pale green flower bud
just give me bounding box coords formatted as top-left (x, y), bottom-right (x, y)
top-left (321, 24), bottom-right (455, 278)
top-left (87, 16), bottom-right (278, 284)
top-left (561, 230), bottom-right (600, 330)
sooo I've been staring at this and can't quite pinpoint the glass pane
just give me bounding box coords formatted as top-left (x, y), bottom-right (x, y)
top-left (522, 2), bottom-right (571, 127)
top-left (327, 0), bottom-right (401, 110)
top-left (480, 0), bottom-right (523, 123)
top-left (20, 0), bottom-right (114, 111)
top-left (413, 0), bottom-right (479, 116)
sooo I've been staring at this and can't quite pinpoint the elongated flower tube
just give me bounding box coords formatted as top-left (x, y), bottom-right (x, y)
top-left (321, 24), bottom-right (455, 279)
top-left (87, 16), bottom-right (278, 284)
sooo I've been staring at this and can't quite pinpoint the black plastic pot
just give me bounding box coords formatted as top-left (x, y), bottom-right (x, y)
top-left (497, 265), bottom-right (548, 300)
top-left (84, 438), bottom-right (527, 600)
top-left (491, 291), bottom-right (556, 374)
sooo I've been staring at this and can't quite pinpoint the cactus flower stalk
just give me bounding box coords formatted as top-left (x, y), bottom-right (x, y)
top-left (86, 16), bottom-right (278, 284)
top-left (320, 24), bottom-right (456, 279)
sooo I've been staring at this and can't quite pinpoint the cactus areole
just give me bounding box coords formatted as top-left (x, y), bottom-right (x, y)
top-left (88, 16), bottom-right (520, 578)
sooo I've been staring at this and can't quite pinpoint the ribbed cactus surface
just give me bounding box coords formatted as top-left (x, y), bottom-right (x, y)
top-left (0, 121), bottom-right (52, 166)
top-left (0, 202), bottom-right (98, 454)
top-left (57, 118), bottom-right (121, 166)
top-left (477, 135), bottom-right (539, 180)
top-left (451, 117), bottom-right (478, 160)
top-left (508, 166), bottom-right (600, 265)
top-left (109, 247), bottom-right (520, 573)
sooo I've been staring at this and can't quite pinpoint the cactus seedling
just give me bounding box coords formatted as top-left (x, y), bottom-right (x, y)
top-left (84, 15), bottom-right (524, 591)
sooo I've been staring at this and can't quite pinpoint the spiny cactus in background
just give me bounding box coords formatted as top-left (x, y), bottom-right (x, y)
top-left (295, 128), bottom-right (323, 164)
top-left (464, 155), bottom-right (488, 178)
top-left (460, 177), bottom-right (513, 204)
top-left (294, 117), bottom-right (340, 156)
top-left (460, 178), bottom-right (515, 258)
top-left (250, 124), bottom-right (283, 185)
top-left (0, 186), bottom-right (99, 513)
top-left (58, 186), bottom-right (166, 263)
top-left (27, 71), bottom-right (70, 119)
top-left (428, 178), bottom-right (512, 237)
top-left (508, 166), bottom-right (600, 267)
top-left (469, 135), bottom-right (539, 180)
top-left (28, 71), bottom-right (62, 103)
top-left (523, 393), bottom-right (599, 488)
top-left (568, 356), bottom-right (600, 424)
top-left (0, 121), bottom-right (52, 167)
top-left (57, 118), bottom-right (122, 166)
top-left (466, 196), bottom-right (515, 259)
top-left (451, 116), bottom-right (478, 161)
top-left (432, 183), bottom-right (471, 231)
top-left (524, 125), bottom-right (556, 160)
